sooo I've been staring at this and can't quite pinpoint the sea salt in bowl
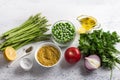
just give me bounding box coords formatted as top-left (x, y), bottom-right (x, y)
top-left (20, 58), bottom-right (33, 71)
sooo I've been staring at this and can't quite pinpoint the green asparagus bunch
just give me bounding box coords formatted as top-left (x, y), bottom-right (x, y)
top-left (0, 13), bottom-right (51, 51)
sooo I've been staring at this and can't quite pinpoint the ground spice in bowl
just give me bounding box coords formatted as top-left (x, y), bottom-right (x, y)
top-left (37, 45), bottom-right (60, 67)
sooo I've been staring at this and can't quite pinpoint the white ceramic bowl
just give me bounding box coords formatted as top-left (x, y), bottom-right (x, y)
top-left (20, 58), bottom-right (33, 71)
top-left (35, 42), bottom-right (62, 68)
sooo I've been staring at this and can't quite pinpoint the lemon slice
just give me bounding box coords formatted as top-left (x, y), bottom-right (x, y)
top-left (4, 46), bottom-right (17, 61)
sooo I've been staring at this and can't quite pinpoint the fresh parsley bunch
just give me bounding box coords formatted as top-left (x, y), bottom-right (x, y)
top-left (78, 29), bottom-right (120, 69)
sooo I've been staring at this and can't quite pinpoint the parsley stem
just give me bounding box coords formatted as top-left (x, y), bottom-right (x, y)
top-left (110, 69), bottom-right (113, 80)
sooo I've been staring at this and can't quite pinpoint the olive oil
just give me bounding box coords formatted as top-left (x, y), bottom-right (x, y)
top-left (77, 15), bottom-right (97, 34)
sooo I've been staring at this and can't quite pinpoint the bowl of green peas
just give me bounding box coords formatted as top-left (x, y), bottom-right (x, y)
top-left (51, 20), bottom-right (76, 47)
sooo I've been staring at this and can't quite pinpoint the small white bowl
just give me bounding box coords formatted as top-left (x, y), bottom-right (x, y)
top-left (20, 58), bottom-right (33, 71)
top-left (35, 42), bottom-right (62, 68)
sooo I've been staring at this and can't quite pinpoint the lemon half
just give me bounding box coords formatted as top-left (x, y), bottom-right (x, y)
top-left (4, 46), bottom-right (17, 61)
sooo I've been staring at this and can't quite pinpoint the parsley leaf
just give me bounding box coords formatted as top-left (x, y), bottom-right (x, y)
top-left (78, 29), bottom-right (120, 69)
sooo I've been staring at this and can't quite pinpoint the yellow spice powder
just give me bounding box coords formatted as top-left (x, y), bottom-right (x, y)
top-left (37, 45), bottom-right (60, 66)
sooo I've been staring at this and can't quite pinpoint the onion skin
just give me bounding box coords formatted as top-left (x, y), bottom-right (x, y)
top-left (84, 54), bottom-right (101, 70)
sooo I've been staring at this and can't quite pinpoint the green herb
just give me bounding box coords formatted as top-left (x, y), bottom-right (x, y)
top-left (78, 29), bottom-right (120, 80)
top-left (52, 21), bottom-right (75, 43)
top-left (0, 13), bottom-right (51, 51)
top-left (78, 29), bottom-right (120, 69)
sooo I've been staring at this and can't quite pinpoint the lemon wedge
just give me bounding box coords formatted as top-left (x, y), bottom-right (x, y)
top-left (4, 46), bottom-right (17, 61)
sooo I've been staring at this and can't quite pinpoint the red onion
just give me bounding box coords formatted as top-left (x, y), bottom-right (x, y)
top-left (84, 54), bottom-right (101, 70)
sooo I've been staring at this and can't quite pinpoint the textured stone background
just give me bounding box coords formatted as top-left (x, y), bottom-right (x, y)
top-left (0, 0), bottom-right (120, 80)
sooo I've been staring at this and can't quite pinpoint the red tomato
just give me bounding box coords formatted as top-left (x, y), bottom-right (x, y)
top-left (64, 47), bottom-right (81, 64)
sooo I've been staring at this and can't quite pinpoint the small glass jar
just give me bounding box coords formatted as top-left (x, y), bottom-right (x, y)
top-left (77, 15), bottom-right (100, 34)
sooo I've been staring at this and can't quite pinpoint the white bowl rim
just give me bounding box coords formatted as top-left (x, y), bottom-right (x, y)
top-left (35, 42), bottom-right (62, 68)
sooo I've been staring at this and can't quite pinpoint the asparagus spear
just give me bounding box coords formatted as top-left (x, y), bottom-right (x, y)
top-left (0, 13), bottom-right (51, 51)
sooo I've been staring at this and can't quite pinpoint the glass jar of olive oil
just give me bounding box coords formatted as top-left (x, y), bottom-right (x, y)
top-left (77, 15), bottom-right (100, 34)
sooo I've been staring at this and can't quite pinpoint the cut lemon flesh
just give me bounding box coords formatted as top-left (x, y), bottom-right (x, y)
top-left (4, 46), bottom-right (17, 61)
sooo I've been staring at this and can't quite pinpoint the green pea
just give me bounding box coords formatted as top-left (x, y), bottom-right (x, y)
top-left (52, 21), bottom-right (75, 44)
